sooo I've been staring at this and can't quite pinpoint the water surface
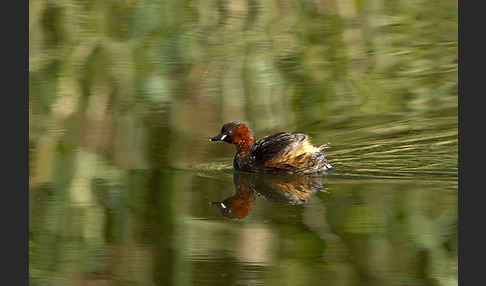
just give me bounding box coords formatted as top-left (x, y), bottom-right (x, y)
top-left (30, 0), bottom-right (457, 285)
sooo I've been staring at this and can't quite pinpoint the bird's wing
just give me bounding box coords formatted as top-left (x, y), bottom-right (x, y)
top-left (252, 132), bottom-right (309, 165)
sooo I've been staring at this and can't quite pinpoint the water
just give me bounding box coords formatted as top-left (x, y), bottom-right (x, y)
top-left (29, 1), bottom-right (457, 285)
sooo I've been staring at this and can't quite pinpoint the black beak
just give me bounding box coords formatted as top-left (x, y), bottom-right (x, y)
top-left (211, 201), bottom-right (225, 207)
top-left (211, 201), bottom-right (232, 216)
top-left (210, 134), bottom-right (226, 142)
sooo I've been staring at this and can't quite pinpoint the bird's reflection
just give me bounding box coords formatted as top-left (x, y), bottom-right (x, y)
top-left (212, 172), bottom-right (327, 219)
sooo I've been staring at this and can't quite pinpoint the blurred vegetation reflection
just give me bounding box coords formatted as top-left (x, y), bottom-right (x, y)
top-left (29, 0), bottom-right (457, 285)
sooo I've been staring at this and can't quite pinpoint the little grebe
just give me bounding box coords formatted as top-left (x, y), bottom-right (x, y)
top-left (210, 121), bottom-right (332, 174)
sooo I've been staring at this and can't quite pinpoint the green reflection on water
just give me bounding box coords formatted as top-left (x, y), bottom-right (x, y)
top-left (30, 0), bottom-right (457, 285)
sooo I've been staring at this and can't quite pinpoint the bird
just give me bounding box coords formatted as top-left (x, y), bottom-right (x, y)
top-left (210, 121), bottom-right (332, 175)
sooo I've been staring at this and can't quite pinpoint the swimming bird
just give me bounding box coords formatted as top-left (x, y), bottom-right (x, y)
top-left (210, 121), bottom-right (332, 174)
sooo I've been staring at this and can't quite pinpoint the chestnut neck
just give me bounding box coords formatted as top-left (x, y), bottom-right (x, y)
top-left (227, 185), bottom-right (254, 219)
top-left (232, 124), bottom-right (255, 155)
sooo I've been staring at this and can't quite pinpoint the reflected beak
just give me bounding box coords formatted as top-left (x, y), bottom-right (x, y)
top-left (210, 134), bottom-right (227, 142)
